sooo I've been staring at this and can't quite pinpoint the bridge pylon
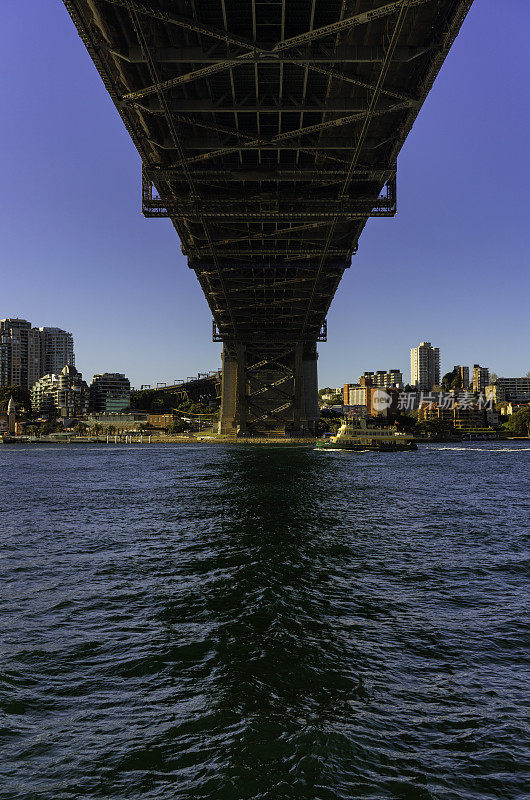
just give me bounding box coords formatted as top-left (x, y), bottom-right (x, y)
top-left (218, 341), bottom-right (318, 437)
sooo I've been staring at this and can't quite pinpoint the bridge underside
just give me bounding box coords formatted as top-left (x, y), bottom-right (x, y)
top-left (64, 0), bottom-right (472, 435)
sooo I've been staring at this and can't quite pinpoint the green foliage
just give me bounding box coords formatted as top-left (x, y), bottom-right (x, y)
top-left (40, 420), bottom-right (63, 435)
top-left (315, 418), bottom-right (331, 435)
top-left (0, 385), bottom-right (31, 412)
top-left (441, 369), bottom-right (457, 391)
top-left (416, 418), bottom-right (453, 440)
top-left (391, 413), bottom-right (418, 433)
top-left (441, 369), bottom-right (464, 391)
top-left (130, 389), bottom-right (181, 412)
top-left (130, 389), bottom-right (219, 416)
top-left (177, 400), bottom-right (215, 415)
top-left (170, 419), bottom-right (187, 434)
top-left (441, 370), bottom-right (453, 389)
top-left (24, 424), bottom-right (40, 436)
top-left (504, 408), bottom-right (530, 436)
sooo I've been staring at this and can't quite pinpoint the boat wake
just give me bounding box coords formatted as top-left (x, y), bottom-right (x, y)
top-left (433, 446), bottom-right (530, 452)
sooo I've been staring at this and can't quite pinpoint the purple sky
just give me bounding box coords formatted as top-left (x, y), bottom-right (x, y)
top-left (1, 1), bottom-right (528, 388)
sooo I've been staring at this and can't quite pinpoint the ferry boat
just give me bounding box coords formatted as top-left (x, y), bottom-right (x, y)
top-left (316, 418), bottom-right (417, 451)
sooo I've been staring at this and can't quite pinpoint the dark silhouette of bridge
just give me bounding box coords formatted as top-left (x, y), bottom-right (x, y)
top-left (64, 0), bottom-right (473, 435)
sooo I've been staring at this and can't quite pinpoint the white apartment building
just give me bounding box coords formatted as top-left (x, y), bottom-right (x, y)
top-left (410, 342), bottom-right (440, 391)
top-left (38, 327), bottom-right (75, 375)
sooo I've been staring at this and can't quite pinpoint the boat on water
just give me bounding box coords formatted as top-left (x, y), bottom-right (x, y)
top-left (316, 418), bottom-right (417, 451)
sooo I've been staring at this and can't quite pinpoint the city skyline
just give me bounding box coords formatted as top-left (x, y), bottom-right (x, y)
top-left (1, 1), bottom-right (528, 388)
top-left (1, 313), bottom-right (527, 392)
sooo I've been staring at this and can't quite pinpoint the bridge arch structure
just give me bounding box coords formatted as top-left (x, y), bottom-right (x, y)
top-left (64, 0), bottom-right (473, 435)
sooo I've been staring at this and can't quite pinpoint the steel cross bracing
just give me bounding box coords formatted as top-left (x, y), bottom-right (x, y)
top-left (64, 0), bottom-right (473, 431)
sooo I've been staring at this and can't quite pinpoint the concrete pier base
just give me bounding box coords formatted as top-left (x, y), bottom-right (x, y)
top-left (218, 342), bottom-right (319, 437)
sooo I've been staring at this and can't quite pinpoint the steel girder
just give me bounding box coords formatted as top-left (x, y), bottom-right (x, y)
top-left (64, 0), bottom-right (474, 366)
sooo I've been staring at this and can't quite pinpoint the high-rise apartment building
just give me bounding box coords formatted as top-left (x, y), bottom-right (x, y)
top-left (38, 327), bottom-right (74, 375)
top-left (472, 364), bottom-right (489, 393)
top-left (0, 319), bottom-right (75, 388)
top-left (358, 370), bottom-right (403, 389)
top-left (410, 342), bottom-right (440, 391)
top-left (0, 319), bottom-right (41, 388)
top-left (90, 373), bottom-right (131, 412)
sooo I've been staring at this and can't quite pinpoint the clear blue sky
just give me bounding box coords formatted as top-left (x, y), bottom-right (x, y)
top-left (1, 1), bottom-right (528, 388)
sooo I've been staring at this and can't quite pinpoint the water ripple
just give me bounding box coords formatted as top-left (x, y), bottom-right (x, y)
top-left (0, 442), bottom-right (529, 799)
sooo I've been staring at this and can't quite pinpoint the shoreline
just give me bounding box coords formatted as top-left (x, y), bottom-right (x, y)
top-left (2, 435), bottom-right (528, 446)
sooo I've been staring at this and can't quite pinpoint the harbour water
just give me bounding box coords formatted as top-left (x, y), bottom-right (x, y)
top-left (1, 442), bottom-right (529, 799)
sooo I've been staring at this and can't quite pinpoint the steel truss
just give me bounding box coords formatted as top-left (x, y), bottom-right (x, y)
top-left (64, 0), bottom-right (474, 432)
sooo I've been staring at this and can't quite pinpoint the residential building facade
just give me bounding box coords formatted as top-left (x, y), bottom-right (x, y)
top-left (31, 365), bottom-right (89, 417)
top-left (358, 370), bottom-right (403, 389)
top-left (90, 373), bottom-right (131, 412)
top-left (0, 319), bottom-right (41, 388)
top-left (472, 364), bottom-right (489, 393)
top-left (31, 373), bottom-right (59, 413)
top-left (485, 377), bottom-right (530, 404)
top-left (417, 401), bottom-right (486, 429)
top-left (347, 385), bottom-right (370, 407)
top-left (0, 318), bottom-right (75, 388)
top-left (38, 327), bottom-right (74, 375)
top-left (410, 342), bottom-right (440, 391)
top-left (499, 402), bottom-right (530, 417)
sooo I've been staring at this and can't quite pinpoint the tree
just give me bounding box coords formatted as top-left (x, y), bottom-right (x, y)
top-left (0, 385), bottom-right (31, 412)
top-left (416, 418), bottom-right (452, 440)
top-left (504, 409), bottom-right (530, 437)
top-left (441, 370), bottom-right (455, 391)
top-left (441, 369), bottom-right (462, 391)
top-left (41, 420), bottom-right (62, 435)
top-left (170, 419), bottom-right (187, 434)
top-left (391, 413), bottom-right (418, 433)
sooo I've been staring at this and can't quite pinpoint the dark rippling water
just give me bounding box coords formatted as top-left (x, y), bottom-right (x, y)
top-left (1, 442), bottom-right (529, 800)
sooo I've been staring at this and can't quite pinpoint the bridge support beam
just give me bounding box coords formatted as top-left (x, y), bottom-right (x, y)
top-left (218, 342), bottom-right (319, 437)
